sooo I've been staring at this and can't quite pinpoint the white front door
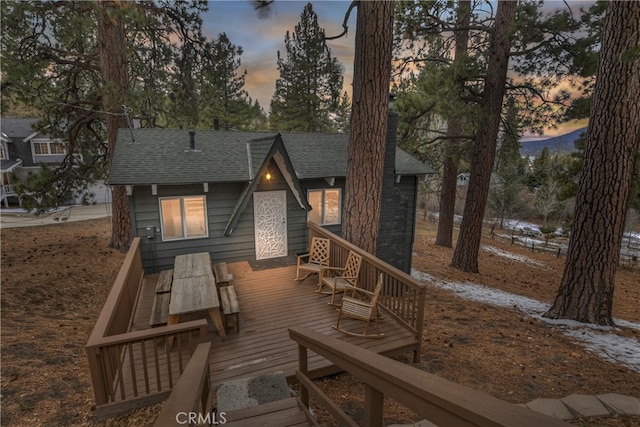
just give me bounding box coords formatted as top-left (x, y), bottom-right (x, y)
top-left (253, 191), bottom-right (288, 260)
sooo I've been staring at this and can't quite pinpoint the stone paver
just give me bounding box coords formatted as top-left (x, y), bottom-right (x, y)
top-left (561, 394), bottom-right (611, 418)
top-left (216, 371), bottom-right (290, 413)
top-left (525, 398), bottom-right (574, 420)
top-left (372, 393), bottom-right (640, 427)
top-left (597, 393), bottom-right (640, 416)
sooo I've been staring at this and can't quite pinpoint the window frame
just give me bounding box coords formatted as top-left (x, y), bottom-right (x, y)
top-left (32, 138), bottom-right (67, 156)
top-left (159, 195), bottom-right (209, 241)
top-left (307, 188), bottom-right (342, 226)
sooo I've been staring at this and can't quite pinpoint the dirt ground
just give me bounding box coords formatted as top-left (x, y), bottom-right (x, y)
top-left (1, 216), bottom-right (639, 426)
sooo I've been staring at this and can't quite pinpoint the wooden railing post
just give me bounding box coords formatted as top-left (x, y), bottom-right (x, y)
top-left (413, 288), bottom-right (426, 363)
top-left (298, 343), bottom-right (309, 408)
top-left (86, 346), bottom-right (109, 405)
top-left (364, 384), bottom-right (384, 427)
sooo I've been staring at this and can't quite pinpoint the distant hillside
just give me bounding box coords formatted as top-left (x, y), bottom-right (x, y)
top-left (520, 127), bottom-right (587, 157)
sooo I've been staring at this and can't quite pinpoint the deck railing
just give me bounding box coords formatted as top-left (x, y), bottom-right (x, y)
top-left (308, 222), bottom-right (426, 362)
top-left (154, 342), bottom-right (212, 427)
top-left (291, 326), bottom-right (570, 427)
top-left (86, 237), bottom-right (209, 419)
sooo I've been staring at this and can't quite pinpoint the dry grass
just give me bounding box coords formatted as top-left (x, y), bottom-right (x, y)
top-left (1, 216), bottom-right (638, 426)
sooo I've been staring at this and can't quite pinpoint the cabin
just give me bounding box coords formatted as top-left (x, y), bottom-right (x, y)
top-left (108, 119), bottom-right (433, 273)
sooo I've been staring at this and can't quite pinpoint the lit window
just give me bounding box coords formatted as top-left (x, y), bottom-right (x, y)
top-left (160, 196), bottom-right (208, 240)
top-left (0, 144), bottom-right (6, 159)
top-left (307, 189), bottom-right (341, 225)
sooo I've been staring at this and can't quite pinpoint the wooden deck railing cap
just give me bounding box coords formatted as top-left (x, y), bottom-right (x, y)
top-left (290, 326), bottom-right (570, 427)
top-left (307, 221), bottom-right (427, 290)
top-left (87, 237), bottom-right (142, 345)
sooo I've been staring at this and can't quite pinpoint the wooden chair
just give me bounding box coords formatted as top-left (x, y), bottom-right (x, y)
top-left (317, 251), bottom-right (363, 305)
top-left (295, 237), bottom-right (330, 285)
top-left (333, 273), bottom-right (384, 338)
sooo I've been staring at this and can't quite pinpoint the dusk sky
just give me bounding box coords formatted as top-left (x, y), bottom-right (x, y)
top-left (200, 1), bottom-right (589, 137)
top-left (201, 1), bottom-right (356, 111)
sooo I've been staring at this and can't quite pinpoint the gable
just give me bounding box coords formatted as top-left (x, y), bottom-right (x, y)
top-left (224, 134), bottom-right (310, 235)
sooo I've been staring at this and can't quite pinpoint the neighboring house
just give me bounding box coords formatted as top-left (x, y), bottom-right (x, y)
top-left (0, 117), bottom-right (110, 207)
top-left (0, 117), bottom-right (68, 207)
top-left (109, 119), bottom-right (434, 273)
top-left (457, 173), bottom-right (470, 186)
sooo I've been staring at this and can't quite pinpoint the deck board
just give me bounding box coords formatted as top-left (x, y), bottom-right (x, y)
top-left (128, 261), bottom-right (419, 396)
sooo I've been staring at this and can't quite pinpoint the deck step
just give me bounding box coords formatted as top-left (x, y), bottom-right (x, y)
top-left (223, 397), bottom-right (311, 426)
top-left (216, 371), bottom-right (291, 413)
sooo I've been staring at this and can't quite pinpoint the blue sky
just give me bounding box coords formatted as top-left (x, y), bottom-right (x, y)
top-left (201, 1), bottom-right (356, 110)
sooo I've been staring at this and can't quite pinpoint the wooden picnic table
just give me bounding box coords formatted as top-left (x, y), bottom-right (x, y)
top-left (168, 252), bottom-right (226, 340)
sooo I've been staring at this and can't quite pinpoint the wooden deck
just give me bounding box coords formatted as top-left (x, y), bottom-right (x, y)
top-left (130, 262), bottom-right (420, 389)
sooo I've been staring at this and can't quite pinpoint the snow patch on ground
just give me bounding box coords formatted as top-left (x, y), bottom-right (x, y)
top-left (481, 245), bottom-right (546, 267)
top-left (412, 270), bottom-right (640, 373)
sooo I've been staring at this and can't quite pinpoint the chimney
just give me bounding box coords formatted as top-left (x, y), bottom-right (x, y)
top-left (189, 131), bottom-right (196, 150)
top-left (375, 90), bottom-right (411, 273)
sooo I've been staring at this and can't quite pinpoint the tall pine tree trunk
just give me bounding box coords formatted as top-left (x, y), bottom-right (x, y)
top-left (98, 1), bottom-right (132, 251)
top-left (451, 0), bottom-right (516, 272)
top-left (435, 0), bottom-right (471, 248)
top-left (342, 1), bottom-right (395, 254)
top-left (545, 1), bottom-right (640, 326)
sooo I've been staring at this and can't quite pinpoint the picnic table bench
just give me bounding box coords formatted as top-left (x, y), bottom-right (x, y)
top-left (150, 269), bottom-right (173, 326)
top-left (213, 262), bottom-right (232, 286)
top-left (219, 285), bottom-right (240, 333)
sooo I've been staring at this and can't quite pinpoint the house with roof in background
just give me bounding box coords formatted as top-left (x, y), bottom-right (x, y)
top-left (108, 119), bottom-right (433, 273)
top-left (0, 117), bottom-right (69, 207)
top-left (1, 117), bottom-right (111, 208)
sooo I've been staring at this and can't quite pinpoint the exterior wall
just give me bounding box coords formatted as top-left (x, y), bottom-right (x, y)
top-left (377, 176), bottom-right (419, 273)
top-left (132, 160), bottom-right (310, 272)
top-left (130, 157), bottom-right (418, 273)
top-left (376, 110), bottom-right (419, 273)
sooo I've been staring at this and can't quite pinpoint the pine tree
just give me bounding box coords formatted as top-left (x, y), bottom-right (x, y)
top-left (545, 1), bottom-right (640, 325)
top-left (269, 3), bottom-right (344, 132)
top-left (199, 33), bottom-right (266, 130)
top-left (451, 0), bottom-right (517, 273)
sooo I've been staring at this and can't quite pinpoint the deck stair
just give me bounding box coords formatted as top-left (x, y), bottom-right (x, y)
top-left (217, 371), bottom-right (313, 426)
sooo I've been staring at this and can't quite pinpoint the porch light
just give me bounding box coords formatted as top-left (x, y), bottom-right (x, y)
top-left (265, 171), bottom-right (272, 181)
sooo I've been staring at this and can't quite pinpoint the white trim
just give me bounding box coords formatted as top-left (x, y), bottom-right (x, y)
top-left (272, 151), bottom-right (305, 209)
top-left (396, 175), bottom-right (402, 184)
top-left (203, 182), bottom-right (209, 193)
top-left (22, 131), bottom-right (39, 143)
top-left (151, 184), bottom-right (157, 195)
top-left (324, 177), bottom-right (336, 187)
top-left (246, 142), bottom-right (253, 180)
top-left (125, 185), bottom-right (133, 196)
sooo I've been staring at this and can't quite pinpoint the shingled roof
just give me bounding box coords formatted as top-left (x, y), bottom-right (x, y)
top-left (108, 128), bottom-right (432, 185)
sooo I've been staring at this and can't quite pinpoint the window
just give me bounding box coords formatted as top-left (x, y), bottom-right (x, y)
top-left (308, 189), bottom-right (341, 225)
top-left (33, 139), bottom-right (66, 155)
top-left (160, 196), bottom-right (208, 241)
top-left (0, 144), bottom-right (6, 160)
